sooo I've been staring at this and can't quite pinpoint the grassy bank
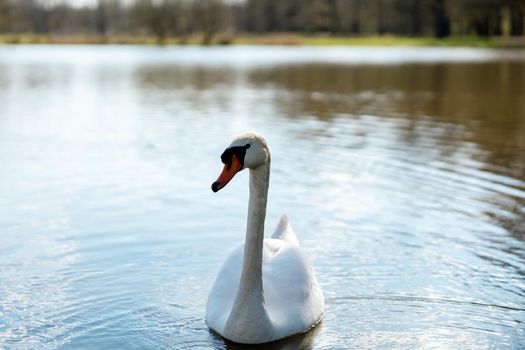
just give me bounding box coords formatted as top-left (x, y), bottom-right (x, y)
top-left (1, 33), bottom-right (524, 48)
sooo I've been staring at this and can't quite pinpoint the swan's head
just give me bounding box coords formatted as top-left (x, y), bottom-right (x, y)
top-left (211, 133), bottom-right (269, 192)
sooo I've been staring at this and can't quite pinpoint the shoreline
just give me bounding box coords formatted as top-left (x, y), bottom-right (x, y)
top-left (1, 34), bottom-right (524, 48)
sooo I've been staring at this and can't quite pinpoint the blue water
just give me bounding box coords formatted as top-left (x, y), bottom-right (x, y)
top-left (0, 46), bottom-right (524, 349)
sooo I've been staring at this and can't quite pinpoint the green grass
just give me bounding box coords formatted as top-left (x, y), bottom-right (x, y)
top-left (299, 35), bottom-right (525, 48)
top-left (1, 33), bottom-right (524, 48)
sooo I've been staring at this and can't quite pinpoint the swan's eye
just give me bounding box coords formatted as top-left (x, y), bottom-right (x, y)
top-left (220, 146), bottom-right (248, 169)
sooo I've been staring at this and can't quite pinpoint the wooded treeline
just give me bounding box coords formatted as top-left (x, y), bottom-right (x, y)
top-left (0, 0), bottom-right (524, 42)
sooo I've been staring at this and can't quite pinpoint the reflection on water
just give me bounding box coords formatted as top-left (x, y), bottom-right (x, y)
top-left (221, 323), bottom-right (322, 350)
top-left (0, 46), bottom-right (524, 349)
top-left (250, 63), bottom-right (525, 158)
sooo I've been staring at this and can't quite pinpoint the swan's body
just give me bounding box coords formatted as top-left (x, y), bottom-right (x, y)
top-left (206, 133), bottom-right (324, 344)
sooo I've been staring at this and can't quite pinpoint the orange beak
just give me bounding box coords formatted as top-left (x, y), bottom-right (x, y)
top-left (211, 154), bottom-right (242, 192)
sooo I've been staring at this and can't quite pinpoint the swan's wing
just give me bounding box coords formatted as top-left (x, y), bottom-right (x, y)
top-left (262, 241), bottom-right (324, 338)
top-left (271, 215), bottom-right (299, 246)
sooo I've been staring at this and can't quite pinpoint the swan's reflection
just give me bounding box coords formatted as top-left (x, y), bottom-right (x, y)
top-left (212, 322), bottom-right (322, 350)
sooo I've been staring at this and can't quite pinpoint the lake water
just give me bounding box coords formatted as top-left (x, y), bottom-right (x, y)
top-left (0, 45), bottom-right (524, 349)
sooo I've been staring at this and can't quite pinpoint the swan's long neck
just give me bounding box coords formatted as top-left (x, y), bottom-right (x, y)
top-left (242, 160), bottom-right (270, 295)
top-left (224, 159), bottom-right (273, 339)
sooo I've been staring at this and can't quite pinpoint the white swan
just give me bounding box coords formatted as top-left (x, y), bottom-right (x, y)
top-left (206, 132), bottom-right (324, 344)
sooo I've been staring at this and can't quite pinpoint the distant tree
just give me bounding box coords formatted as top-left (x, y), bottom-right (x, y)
top-left (10, 0), bottom-right (39, 32)
top-left (336, 0), bottom-right (362, 34)
top-left (193, 0), bottom-right (227, 44)
top-left (1, 0), bottom-right (523, 40)
top-left (149, 1), bottom-right (169, 41)
top-left (375, 0), bottom-right (387, 34)
top-left (96, 0), bottom-right (108, 34)
top-left (48, 4), bottom-right (72, 33)
top-left (305, 0), bottom-right (333, 33)
top-left (509, 0), bottom-right (524, 36)
top-left (430, 0), bottom-right (450, 37)
top-left (0, 0), bottom-right (12, 32)
top-left (131, 0), bottom-right (177, 42)
top-left (408, 0), bottom-right (423, 36)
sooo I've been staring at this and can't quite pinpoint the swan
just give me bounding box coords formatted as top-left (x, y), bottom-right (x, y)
top-left (206, 132), bottom-right (324, 344)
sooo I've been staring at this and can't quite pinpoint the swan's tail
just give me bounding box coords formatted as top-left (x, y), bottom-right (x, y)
top-left (271, 215), bottom-right (299, 246)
